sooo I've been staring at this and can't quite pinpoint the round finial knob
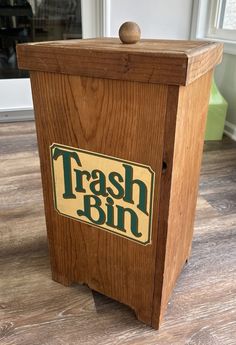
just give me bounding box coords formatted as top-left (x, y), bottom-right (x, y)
top-left (119, 22), bottom-right (141, 44)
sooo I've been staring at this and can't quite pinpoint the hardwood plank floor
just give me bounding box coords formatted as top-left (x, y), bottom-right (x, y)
top-left (0, 121), bottom-right (235, 345)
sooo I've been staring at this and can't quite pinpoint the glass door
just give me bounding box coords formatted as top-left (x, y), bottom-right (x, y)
top-left (0, 0), bottom-right (82, 120)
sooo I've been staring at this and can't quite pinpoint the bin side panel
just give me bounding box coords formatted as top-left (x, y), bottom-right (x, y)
top-left (30, 72), bottom-right (168, 326)
top-left (152, 71), bottom-right (213, 328)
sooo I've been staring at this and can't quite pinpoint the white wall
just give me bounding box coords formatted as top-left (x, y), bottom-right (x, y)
top-left (0, 79), bottom-right (33, 122)
top-left (108, 0), bottom-right (193, 39)
top-left (215, 54), bottom-right (236, 127)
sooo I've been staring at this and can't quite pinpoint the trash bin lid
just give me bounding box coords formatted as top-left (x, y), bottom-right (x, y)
top-left (17, 23), bottom-right (223, 86)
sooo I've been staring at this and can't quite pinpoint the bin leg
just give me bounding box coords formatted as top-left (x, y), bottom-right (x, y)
top-left (136, 309), bottom-right (160, 330)
top-left (51, 270), bottom-right (73, 287)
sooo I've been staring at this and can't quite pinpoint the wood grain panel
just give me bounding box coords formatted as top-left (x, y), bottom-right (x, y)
top-left (17, 38), bottom-right (223, 86)
top-left (29, 72), bottom-right (168, 325)
top-left (152, 71), bottom-right (214, 328)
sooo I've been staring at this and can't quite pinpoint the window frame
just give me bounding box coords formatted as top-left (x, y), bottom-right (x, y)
top-left (191, 0), bottom-right (236, 55)
top-left (208, 0), bottom-right (236, 40)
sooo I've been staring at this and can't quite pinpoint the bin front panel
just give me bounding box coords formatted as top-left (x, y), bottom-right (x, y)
top-left (30, 71), bottom-right (168, 323)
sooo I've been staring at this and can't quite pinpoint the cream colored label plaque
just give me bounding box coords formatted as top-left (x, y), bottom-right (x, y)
top-left (50, 143), bottom-right (155, 245)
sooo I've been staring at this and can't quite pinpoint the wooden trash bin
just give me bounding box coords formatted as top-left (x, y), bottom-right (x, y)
top-left (17, 23), bottom-right (223, 329)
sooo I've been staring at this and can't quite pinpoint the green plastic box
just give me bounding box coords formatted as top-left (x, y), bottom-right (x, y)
top-left (205, 80), bottom-right (228, 141)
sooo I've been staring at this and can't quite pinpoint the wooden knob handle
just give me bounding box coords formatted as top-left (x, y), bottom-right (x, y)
top-left (119, 22), bottom-right (141, 44)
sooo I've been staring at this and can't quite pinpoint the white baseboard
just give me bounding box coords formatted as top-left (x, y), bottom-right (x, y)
top-left (0, 107), bottom-right (34, 123)
top-left (224, 121), bottom-right (236, 141)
